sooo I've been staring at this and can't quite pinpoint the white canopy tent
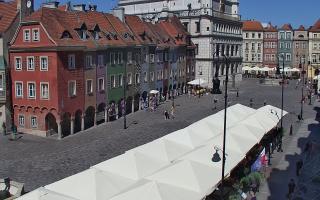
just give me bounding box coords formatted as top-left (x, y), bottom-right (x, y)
top-left (92, 150), bottom-right (168, 180)
top-left (45, 168), bottom-right (136, 200)
top-left (290, 68), bottom-right (300, 72)
top-left (17, 187), bottom-right (78, 200)
top-left (187, 79), bottom-right (208, 86)
top-left (109, 180), bottom-right (203, 200)
top-left (251, 66), bottom-right (261, 72)
top-left (313, 75), bottom-right (320, 80)
top-left (242, 66), bottom-right (251, 71)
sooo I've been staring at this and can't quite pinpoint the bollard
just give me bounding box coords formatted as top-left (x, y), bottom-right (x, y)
top-left (289, 124), bottom-right (293, 135)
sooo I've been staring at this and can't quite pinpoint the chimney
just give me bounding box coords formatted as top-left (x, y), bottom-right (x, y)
top-left (112, 7), bottom-right (125, 22)
top-left (88, 4), bottom-right (97, 11)
top-left (42, 1), bottom-right (60, 9)
top-left (73, 4), bottom-right (86, 11)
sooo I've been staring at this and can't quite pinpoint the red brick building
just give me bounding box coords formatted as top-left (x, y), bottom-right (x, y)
top-left (263, 23), bottom-right (278, 69)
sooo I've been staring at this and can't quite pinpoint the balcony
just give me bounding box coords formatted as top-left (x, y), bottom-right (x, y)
top-left (174, 8), bottom-right (241, 21)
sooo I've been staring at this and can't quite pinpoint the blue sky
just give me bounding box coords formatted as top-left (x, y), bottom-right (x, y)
top-left (35, 0), bottom-right (320, 28)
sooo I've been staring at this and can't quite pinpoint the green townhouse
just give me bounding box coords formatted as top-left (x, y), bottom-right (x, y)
top-left (278, 24), bottom-right (294, 69)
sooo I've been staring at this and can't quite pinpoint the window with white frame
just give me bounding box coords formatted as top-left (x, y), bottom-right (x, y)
top-left (15, 82), bottom-right (23, 97)
top-left (150, 54), bottom-right (155, 63)
top-left (118, 74), bottom-right (123, 87)
top-left (126, 73), bottom-right (132, 85)
top-left (98, 55), bottom-right (104, 66)
top-left (31, 116), bottom-right (37, 128)
top-left (68, 80), bottom-right (76, 96)
top-left (135, 73), bottom-right (140, 84)
top-left (86, 79), bottom-right (93, 94)
top-left (40, 56), bottom-right (48, 71)
top-left (15, 57), bottom-right (22, 70)
top-left (257, 54), bottom-right (261, 61)
top-left (160, 70), bottom-right (163, 80)
top-left (314, 43), bottom-right (317, 50)
top-left (28, 82), bottom-right (36, 99)
top-left (23, 29), bottom-right (30, 41)
top-left (164, 52), bottom-right (168, 61)
top-left (85, 55), bottom-right (93, 68)
top-left (144, 72), bottom-right (148, 82)
top-left (150, 72), bottom-right (154, 82)
top-left (40, 82), bottom-right (49, 99)
top-left (27, 57), bottom-right (34, 71)
top-left (157, 71), bottom-right (160, 80)
top-left (98, 77), bottom-right (104, 91)
top-left (312, 54), bottom-right (317, 63)
top-left (118, 52), bottom-right (123, 64)
top-left (127, 52), bottom-right (132, 64)
top-left (110, 52), bottom-right (115, 64)
top-left (18, 115), bottom-right (25, 127)
top-left (110, 75), bottom-right (116, 88)
top-left (0, 74), bottom-right (3, 90)
top-left (32, 29), bottom-right (40, 41)
top-left (286, 53), bottom-right (291, 61)
top-left (68, 54), bottom-right (75, 69)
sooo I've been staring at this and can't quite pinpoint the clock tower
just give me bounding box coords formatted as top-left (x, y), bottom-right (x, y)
top-left (17, 0), bottom-right (34, 19)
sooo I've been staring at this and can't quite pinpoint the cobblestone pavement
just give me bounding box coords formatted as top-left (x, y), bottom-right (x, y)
top-left (0, 79), bottom-right (311, 191)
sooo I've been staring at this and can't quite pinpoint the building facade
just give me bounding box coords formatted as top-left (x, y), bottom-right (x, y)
top-left (263, 23), bottom-right (278, 69)
top-left (118, 0), bottom-right (243, 88)
top-left (308, 19), bottom-right (320, 78)
top-left (242, 20), bottom-right (264, 70)
top-left (278, 24), bottom-right (293, 68)
top-left (10, 4), bottom-right (194, 137)
top-left (292, 26), bottom-right (309, 69)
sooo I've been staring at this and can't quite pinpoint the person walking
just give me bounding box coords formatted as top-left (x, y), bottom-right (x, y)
top-left (170, 105), bottom-right (175, 119)
top-left (164, 110), bottom-right (169, 120)
top-left (287, 179), bottom-right (296, 199)
top-left (296, 159), bottom-right (303, 176)
top-left (249, 98), bottom-right (253, 108)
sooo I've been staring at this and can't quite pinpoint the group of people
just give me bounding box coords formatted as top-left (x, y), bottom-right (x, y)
top-left (164, 105), bottom-right (175, 120)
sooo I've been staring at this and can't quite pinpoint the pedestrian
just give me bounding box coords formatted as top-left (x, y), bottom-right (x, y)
top-left (2, 122), bottom-right (6, 136)
top-left (213, 98), bottom-right (218, 109)
top-left (170, 105), bottom-right (175, 119)
top-left (164, 110), bottom-right (169, 120)
top-left (249, 98), bottom-right (253, 108)
top-left (296, 159), bottom-right (303, 176)
top-left (236, 88), bottom-right (239, 97)
top-left (287, 179), bottom-right (296, 199)
top-left (263, 99), bottom-right (267, 106)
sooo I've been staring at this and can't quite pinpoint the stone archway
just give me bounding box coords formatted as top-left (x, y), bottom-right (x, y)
top-left (84, 106), bottom-right (95, 129)
top-left (74, 110), bottom-right (82, 133)
top-left (61, 112), bottom-right (71, 137)
top-left (45, 113), bottom-right (58, 136)
top-left (97, 103), bottom-right (106, 125)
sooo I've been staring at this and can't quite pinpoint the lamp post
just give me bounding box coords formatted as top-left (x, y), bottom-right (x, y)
top-left (212, 54), bottom-right (230, 200)
top-left (198, 67), bottom-right (202, 98)
top-left (172, 69), bottom-right (175, 106)
top-left (298, 54), bottom-right (306, 120)
top-left (123, 61), bottom-right (127, 129)
top-left (276, 54), bottom-right (285, 151)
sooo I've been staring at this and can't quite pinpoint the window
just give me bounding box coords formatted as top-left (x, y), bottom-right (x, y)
top-left (302, 43), bottom-right (306, 49)
top-left (312, 54), bottom-right (317, 63)
top-left (245, 33), bottom-right (249, 38)
top-left (245, 54), bottom-right (249, 61)
top-left (286, 32), bottom-right (291, 39)
top-left (28, 82), bottom-right (36, 99)
top-left (135, 73), bottom-right (140, 84)
top-left (144, 72), bottom-right (148, 82)
top-left (258, 33), bottom-right (261, 38)
top-left (68, 80), bottom-right (76, 97)
top-left (81, 30), bottom-right (87, 40)
top-left (0, 74), bottom-right (3, 90)
top-left (206, 27), bottom-right (209, 31)
top-left (110, 75), bottom-right (116, 88)
top-left (127, 73), bottom-right (132, 85)
top-left (98, 55), bottom-right (104, 66)
top-left (110, 52), bottom-right (116, 64)
top-left (314, 43), bottom-right (317, 50)
top-left (85, 55), bottom-right (93, 68)
top-left (157, 71), bottom-right (160, 80)
top-left (257, 54), bottom-right (261, 61)
top-left (286, 53), bottom-right (291, 61)
top-left (23, 29), bottom-right (30, 41)
top-left (94, 31), bottom-right (99, 40)
top-left (40, 56), bottom-right (48, 71)
top-left (40, 82), bottom-right (49, 99)
top-left (252, 33), bottom-right (255, 38)
top-left (118, 52), bottom-right (123, 64)
top-left (86, 79), bottom-right (93, 94)
top-left (32, 29), bottom-right (40, 41)
top-left (150, 72), bottom-right (154, 82)
top-left (27, 57), bottom-right (34, 71)
top-left (280, 42), bottom-right (283, 49)
top-left (295, 43), bottom-right (299, 49)
top-left (98, 77), bottom-right (104, 91)
top-left (164, 52), bottom-right (168, 61)
top-left (18, 115), bottom-right (25, 127)
top-left (15, 57), bottom-right (22, 70)
top-left (195, 44), bottom-right (199, 55)
top-left (118, 74), bottom-right (123, 87)
top-left (150, 54), bottom-right (155, 63)
top-left (68, 54), bottom-right (75, 69)
top-left (245, 43), bottom-right (249, 50)
top-left (31, 116), bottom-right (37, 128)
top-left (15, 82), bottom-right (23, 98)
top-left (127, 52), bottom-right (132, 64)
top-left (257, 43), bottom-right (261, 51)
top-left (160, 70), bottom-right (163, 79)
top-left (280, 32), bottom-right (285, 39)
top-left (251, 43), bottom-right (255, 50)
top-left (195, 22), bottom-right (200, 33)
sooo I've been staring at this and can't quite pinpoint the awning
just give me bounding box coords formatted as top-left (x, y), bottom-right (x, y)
top-left (150, 90), bottom-right (159, 94)
top-left (187, 78), bottom-right (207, 86)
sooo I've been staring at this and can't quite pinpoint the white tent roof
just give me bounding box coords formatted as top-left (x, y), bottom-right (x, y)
top-left (93, 150), bottom-right (168, 180)
top-left (45, 168), bottom-right (136, 200)
top-left (128, 138), bottom-right (193, 163)
top-left (242, 66), bottom-right (251, 71)
top-left (187, 79), bottom-right (207, 86)
top-left (290, 68), bottom-right (300, 72)
top-left (146, 160), bottom-right (220, 196)
top-left (17, 188), bottom-right (78, 200)
top-left (261, 67), bottom-right (271, 72)
top-left (109, 181), bottom-right (202, 200)
top-left (313, 75), bottom-right (320, 80)
top-left (251, 66), bottom-right (261, 71)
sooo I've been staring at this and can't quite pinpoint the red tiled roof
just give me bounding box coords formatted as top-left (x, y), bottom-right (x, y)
top-left (264, 23), bottom-right (277, 32)
top-left (296, 25), bottom-right (305, 31)
top-left (242, 20), bottom-right (264, 31)
top-left (309, 19), bottom-right (320, 32)
top-left (159, 16), bottom-right (190, 46)
top-left (0, 0), bottom-right (18, 33)
top-left (280, 23), bottom-right (293, 31)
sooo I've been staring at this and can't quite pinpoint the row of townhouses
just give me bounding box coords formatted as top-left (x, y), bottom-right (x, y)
top-left (242, 19), bottom-right (320, 76)
top-left (4, 0), bottom-right (195, 138)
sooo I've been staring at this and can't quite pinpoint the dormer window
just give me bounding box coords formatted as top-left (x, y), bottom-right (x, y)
top-left (124, 33), bottom-right (129, 39)
top-left (61, 31), bottom-right (72, 39)
top-left (94, 31), bottom-right (99, 40)
top-left (81, 30), bottom-right (87, 40)
top-left (77, 23), bottom-right (88, 40)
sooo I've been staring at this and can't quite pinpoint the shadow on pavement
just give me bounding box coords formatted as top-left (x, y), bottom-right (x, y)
top-left (264, 106), bottom-right (320, 200)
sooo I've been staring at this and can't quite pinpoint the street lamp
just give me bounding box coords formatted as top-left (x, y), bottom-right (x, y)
top-left (123, 60), bottom-right (127, 129)
top-left (298, 54), bottom-right (306, 120)
top-left (212, 54), bottom-right (230, 200)
top-left (276, 54), bottom-right (285, 152)
top-left (198, 67), bottom-right (202, 98)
